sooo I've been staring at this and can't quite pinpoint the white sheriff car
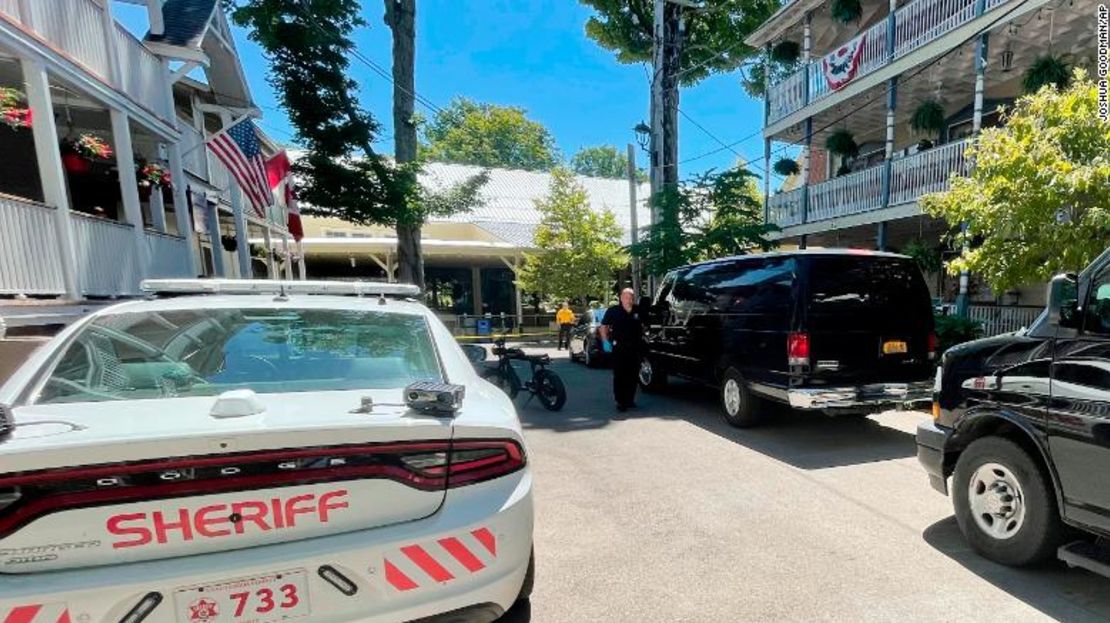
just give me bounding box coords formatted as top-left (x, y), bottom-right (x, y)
top-left (0, 280), bottom-right (533, 623)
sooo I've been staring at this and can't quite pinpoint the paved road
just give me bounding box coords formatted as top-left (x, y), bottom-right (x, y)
top-left (497, 348), bottom-right (1110, 622)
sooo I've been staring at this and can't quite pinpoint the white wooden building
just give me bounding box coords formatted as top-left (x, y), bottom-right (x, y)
top-left (0, 0), bottom-right (294, 304)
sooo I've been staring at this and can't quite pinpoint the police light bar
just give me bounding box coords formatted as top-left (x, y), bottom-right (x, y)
top-left (141, 279), bottom-right (421, 298)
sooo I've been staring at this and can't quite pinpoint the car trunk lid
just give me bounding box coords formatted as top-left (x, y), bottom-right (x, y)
top-left (0, 390), bottom-right (452, 573)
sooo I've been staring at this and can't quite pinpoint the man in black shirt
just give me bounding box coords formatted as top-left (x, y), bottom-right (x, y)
top-left (599, 288), bottom-right (644, 412)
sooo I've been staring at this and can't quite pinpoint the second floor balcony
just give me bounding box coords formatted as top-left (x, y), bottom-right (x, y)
top-left (768, 137), bottom-right (969, 228)
top-left (766, 0), bottom-right (1022, 126)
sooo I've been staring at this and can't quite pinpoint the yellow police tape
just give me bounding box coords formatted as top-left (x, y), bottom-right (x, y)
top-left (454, 331), bottom-right (556, 340)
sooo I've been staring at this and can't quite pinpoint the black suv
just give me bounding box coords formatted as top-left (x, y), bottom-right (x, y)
top-left (638, 250), bottom-right (936, 427)
top-left (917, 247), bottom-right (1110, 572)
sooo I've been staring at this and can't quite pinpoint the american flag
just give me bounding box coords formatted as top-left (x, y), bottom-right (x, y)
top-left (207, 119), bottom-right (272, 217)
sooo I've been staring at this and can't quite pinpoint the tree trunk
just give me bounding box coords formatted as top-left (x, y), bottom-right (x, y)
top-left (385, 0), bottom-right (423, 290)
top-left (661, 1), bottom-right (681, 191)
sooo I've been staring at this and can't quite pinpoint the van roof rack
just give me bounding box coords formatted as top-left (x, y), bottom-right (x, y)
top-left (141, 279), bottom-right (421, 298)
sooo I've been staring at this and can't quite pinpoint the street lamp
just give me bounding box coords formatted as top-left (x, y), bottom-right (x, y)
top-left (634, 122), bottom-right (652, 152)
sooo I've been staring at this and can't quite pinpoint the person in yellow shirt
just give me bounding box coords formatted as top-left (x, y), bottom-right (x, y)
top-left (555, 302), bottom-right (575, 350)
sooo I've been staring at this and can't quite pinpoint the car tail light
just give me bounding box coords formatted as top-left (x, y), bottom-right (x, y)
top-left (787, 332), bottom-right (810, 367)
top-left (0, 440), bottom-right (525, 540)
top-left (928, 332), bottom-right (939, 360)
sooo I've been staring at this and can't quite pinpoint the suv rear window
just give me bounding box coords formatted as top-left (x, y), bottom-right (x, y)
top-left (807, 256), bottom-right (932, 326)
top-left (37, 308), bottom-right (442, 404)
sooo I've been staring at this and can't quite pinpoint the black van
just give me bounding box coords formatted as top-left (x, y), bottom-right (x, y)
top-left (916, 247), bottom-right (1110, 573)
top-left (638, 250), bottom-right (936, 427)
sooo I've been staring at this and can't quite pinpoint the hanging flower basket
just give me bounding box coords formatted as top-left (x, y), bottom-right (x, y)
top-left (63, 133), bottom-right (113, 160)
top-left (910, 99), bottom-right (946, 137)
top-left (770, 41), bottom-right (801, 66)
top-left (830, 0), bottom-right (862, 24)
top-left (221, 235), bottom-right (238, 252)
top-left (0, 87), bottom-right (32, 130)
top-left (62, 152), bottom-right (91, 174)
top-left (1022, 54), bottom-right (1070, 93)
top-left (137, 161), bottom-right (172, 188)
top-left (825, 128), bottom-right (859, 158)
top-left (773, 157), bottom-right (801, 176)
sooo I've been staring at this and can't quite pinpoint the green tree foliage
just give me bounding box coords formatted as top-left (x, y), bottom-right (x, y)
top-left (569, 145), bottom-right (646, 180)
top-left (921, 70), bottom-right (1110, 293)
top-left (516, 168), bottom-right (628, 302)
top-left (421, 98), bottom-right (560, 171)
top-left (632, 165), bottom-right (778, 276)
top-left (580, 0), bottom-right (778, 86)
top-left (228, 1), bottom-right (486, 287)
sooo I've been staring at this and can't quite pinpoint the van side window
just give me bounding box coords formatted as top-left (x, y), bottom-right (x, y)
top-left (1085, 267), bottom-right (1110, 335)
top-left (718, 258), bottom-right (796, 314)
top-left (655, 271), bottom-right (678, 307)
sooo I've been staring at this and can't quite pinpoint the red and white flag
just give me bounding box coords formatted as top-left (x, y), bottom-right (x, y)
top-left (822, 32), bottom-right (868, 90)
top-left (206, 119), bottom-right (272, 217)
top-left (265, 150), bottom-right (303, 241)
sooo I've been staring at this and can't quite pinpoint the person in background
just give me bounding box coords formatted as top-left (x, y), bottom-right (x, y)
top-left (598, 288), bottom-right (644, 412)
top-left (555, 302), bottom-right (575, 350)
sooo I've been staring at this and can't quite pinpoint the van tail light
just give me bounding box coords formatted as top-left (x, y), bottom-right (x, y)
top-left (787, 332), bottom-right (810, 367)
top-left (928, 332), bottom-right (939, 360)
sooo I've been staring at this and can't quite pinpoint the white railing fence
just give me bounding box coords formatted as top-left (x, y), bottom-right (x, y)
top-left (0, 195), bottom-right (65, 295)
top-left (144, 230), bottom-right (192, 279)
top-left (968, 305), bottom-right (1043, 337)
top-left (71, 213), bottom-right (141, 297)
top-left (894, 0), bottom-right (978, 58)
top-left (889, 139), bottom-right (969, 206)
top-left (114, 24), bottom-right (167, 118)
top-left (807, 165), bottom-right (885, 222)
top-left (0, 0), bottom-right (19, 19)
top-left (766, 0), bottom-right (1014, 120)
top-left (769, 69), bottom-right (806, 124)
top-left (24, 0), bottom-right (112, 81)
top-left (768, 188), bottom-right (804, 227)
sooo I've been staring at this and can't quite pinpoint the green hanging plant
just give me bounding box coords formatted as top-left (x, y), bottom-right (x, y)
top-left (910, 99), bottom-right (946, 137)
top-left (1022, 54), bottom-right (1070, 93)
top-left (825, 129), bottom-right (859, 158)
top-left (770, 40), bottom-right (801, 66)
top-left (830, 0), bottom-right (862, 24)
top-left (773, 157), bottom-right (801, 176)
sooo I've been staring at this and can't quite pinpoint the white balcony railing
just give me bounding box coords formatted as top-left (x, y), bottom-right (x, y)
top-left (968, 305), bottom-right (1043, 336)
top-left (1, 0), bottom-right (170, 122)
top-left (0, 195), bottom-right (65, 295)
top-left (768, 188), bottom-right (804, 227)
top-left (894, 0), bottom-right (977, 58)
top-left (72, 212), bottom-right (141, 297)
top-left (889, 139), bottom-right (969, 206)
top-left (766, 0), bottom-right (1013, 123)
top-left (144, 230), bottom-right (192, 279)
top-left (807, 164), bottom-right (885, 222)
top-left (114, 23), bottom-right (168, 118)
top-left (768, 139), bottom-right (970, 228)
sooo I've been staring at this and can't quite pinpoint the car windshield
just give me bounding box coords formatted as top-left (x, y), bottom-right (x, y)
top-left (36, 308), bottom-right (442, 404)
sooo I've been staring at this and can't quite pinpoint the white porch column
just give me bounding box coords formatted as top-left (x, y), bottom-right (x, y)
top-left (22, 57), bottom-right (79, 299)
top-left (220, 111), bottom-right (252, 278)
top-left (513, 259), bottom-right (523, 331)
top-left (207, 200), bottom-right (226, 277)
top-left (147, 144), bottom-right (168, 232)
top-left (110, 109), bottom-right (149, 288)
top-left (298, 243), bottom-right (307, 280)
top-left (165, 144), bottom-right (197, 273)
top-left (282, 233), bottom-right (294, 279)
top-left (263, 226), bottom-right (275, 278)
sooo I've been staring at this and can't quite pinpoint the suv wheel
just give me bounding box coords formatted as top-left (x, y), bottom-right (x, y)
top-left (720, 367), bottom-right (760, 428)
top-left (952, 437), bottom-right (1062, 566)
top-left (639, 356), bottom-right (667, 392)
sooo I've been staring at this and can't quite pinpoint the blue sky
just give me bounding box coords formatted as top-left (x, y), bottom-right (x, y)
top-left (118, 0), bottom-right (771, 181)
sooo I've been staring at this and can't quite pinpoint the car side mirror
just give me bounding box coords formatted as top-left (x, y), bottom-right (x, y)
top-left (1047, 273), bottom-right (1080, 329)
top-left (460, 344), bottom-right (487, 364)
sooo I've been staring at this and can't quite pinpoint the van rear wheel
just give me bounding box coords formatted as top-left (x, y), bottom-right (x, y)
top-left (720, 367), bottom-right (760, 428)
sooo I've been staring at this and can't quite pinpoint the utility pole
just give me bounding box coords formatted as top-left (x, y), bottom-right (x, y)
top-left (384, 0), bottom-right (423, 289)
top-left (627, 143), bottom-right (641, 296)
top-left (650, 0), bottom-right (664, 229)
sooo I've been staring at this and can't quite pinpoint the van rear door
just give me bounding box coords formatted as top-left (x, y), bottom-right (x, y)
top-left (803, 255), bottom-right (934, 384)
